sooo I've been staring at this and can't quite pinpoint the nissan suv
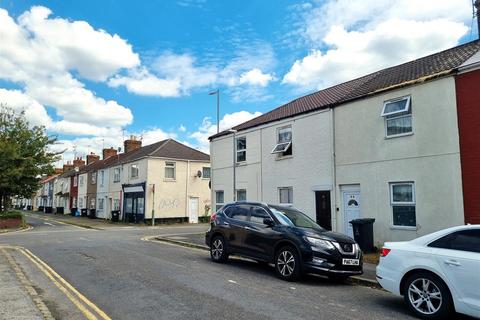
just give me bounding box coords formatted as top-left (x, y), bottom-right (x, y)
top-left (205, 202), bottom-right (363, 281)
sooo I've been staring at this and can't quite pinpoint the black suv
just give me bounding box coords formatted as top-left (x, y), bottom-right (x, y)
top-left (206, 202), bottom-right (363, 281)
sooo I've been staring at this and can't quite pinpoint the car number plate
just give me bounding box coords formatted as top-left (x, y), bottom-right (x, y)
top-left (342, 258), bottom-right (359, 266)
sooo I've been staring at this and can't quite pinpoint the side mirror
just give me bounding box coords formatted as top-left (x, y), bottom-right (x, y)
top-left (263, 217), bottom-right (275, 227)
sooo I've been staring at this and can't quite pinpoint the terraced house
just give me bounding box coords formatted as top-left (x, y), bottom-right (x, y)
top-left (53, 138), bottom-right (211, 224)
top-left (209, 40), bottom-right (480, 245)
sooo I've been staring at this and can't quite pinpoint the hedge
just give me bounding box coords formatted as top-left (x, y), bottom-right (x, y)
top-left (0, 211), bottom-right (23, 220)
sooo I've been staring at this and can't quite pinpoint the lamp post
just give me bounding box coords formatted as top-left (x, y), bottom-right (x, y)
top-left (208, 89), bottom-right (220, 133)
top-left (227, 129), bottom-right (237, 202)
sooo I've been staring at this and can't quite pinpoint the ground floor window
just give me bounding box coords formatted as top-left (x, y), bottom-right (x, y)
top-left (279, 187), bottom-right (293, 204)
top-left (90, 198), bottom-right (95, 209)
top-left (98, 198), bottom-right (104, 210)
top-left (79, 197), bottom-right (84, 208)
top-left (236, 189), bottom-right (247, 201)
top-left (113, 199), bottom-right (120, 211)
top-left (215, 191), bottom-right (224, 212)
top-left (390, 182), bottom-right (416, 227)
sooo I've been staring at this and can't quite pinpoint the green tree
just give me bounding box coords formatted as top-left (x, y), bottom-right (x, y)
top-left (0, 106), bottom-right (60, 211)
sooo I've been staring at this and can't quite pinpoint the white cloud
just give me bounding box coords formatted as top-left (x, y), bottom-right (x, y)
top-left (0, 6), bottom-right (137, 134)
top-left (109, 45), bottom-right (276, 99)
top-left (190, 111), bottom-right (262, 152)
top-left (178, 124), bottom-right (187, 132)
top-left (0, 88), bottom-right (52, 127)
top-left (283, 0), bottom-right (471, 90)
top-left (239, 68), bottom-right (275, 87)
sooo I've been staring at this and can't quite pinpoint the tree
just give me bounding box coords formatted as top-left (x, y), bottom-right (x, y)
top-left (0, 106), bottom-right (60, 211)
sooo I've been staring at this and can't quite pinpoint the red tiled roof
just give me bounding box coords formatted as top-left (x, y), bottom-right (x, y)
top-left (210, 40), bottom-right (480, 140)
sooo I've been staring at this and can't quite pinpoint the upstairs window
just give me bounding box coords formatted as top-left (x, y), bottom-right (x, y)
top-left (236, 189), bottom-right (247, 201)
top-left (165, 162), bottom-right (176, 180)
top-left (381, 97), bottom-right (412, 137)
top-left (272, 126), bottom-right (292, 156)
top-left (91, 172), bottom-right (96, 184)
top-left (113, 168), bottom-right (121, 182)
top-left (202, 167), bottom-right (211, 179)
top-left (79, 175), bottom-right (84, 187)
top-left (100, 170), bottom-right (105, 187)
top-left (130, 164), bottom-right (139, 179)
top-left (236, 137), bottom-right (246, 163)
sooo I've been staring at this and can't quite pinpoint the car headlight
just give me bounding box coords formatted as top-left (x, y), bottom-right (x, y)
top-left (305, 236), bottom-right (335, 250)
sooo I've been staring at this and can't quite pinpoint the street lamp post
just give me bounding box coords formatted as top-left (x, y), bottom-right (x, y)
top-left (227, 129), bottom-right (237, 202)
top-left (209, 89), bottom-right (220, 133)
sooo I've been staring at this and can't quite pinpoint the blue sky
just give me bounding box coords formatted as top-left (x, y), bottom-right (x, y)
top-left (0, 0), bottom-right (476, 162)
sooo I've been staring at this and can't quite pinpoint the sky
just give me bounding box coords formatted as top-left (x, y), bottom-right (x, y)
top-left (0, 0), bottom-right (477, 165)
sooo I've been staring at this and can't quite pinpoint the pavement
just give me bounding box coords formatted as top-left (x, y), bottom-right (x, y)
top-left (0, 213), bottom-right (474, 320)
top-left (157, 232), bottom-right (378, 286)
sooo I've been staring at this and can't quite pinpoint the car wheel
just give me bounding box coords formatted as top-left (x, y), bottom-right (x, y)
top-left (275, 246), bottom-right (301, 281)
top-left (404, 272), bottom-right (453, 320)
top-left (210, 236), bottom-right (228, 263)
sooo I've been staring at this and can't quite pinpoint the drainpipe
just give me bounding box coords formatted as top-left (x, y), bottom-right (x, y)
top-left (185, 160), bottom-right (190, 222)
top-left (331, 107), bottom-right (337, 231)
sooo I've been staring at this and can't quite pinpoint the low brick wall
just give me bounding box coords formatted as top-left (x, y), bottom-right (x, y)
top-left (0, 218), bottom-right (22, 229)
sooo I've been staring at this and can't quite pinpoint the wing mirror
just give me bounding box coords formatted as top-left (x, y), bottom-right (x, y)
top-left (263, 217), bottom-right (275, 227)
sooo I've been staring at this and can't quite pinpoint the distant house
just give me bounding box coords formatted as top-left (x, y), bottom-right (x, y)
top-left (209, 40), bottom-right (480, 244)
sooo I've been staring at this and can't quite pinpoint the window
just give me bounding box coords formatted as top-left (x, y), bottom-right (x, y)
top-left (113, 199), bottom-right (120, 211)
top-left (73, 176), bottom-right (78, 187)
top-left (91, 172), bottom-right (97, 184)
top-left (130, 164), bottom-right (139, 179)
top-left (250, 207), bottom-right (271, 225)
top-left (113, 168), bottom-right (121, 182)
top-left (429, 230), bottom-right (480, 253)
top-left (236, 189), bottom-right (247, 201)
top-left (236, 137), bottom-right (246, 163)
top-left (202, 167), bottom-right (211, 179)
top-left (98, 198), bottom-right (104, 210)
top-left (215, 191), bottom-right (224, 212)
top-left (224, 205), bottom-right (249, 221)
top-left (90, 198), bottom-right (95, 209)
top-left (100, 171), bottom-right (105, 187)
top-left (381, 97), bottom-right (412, 137)
top-left (279, 187), bottom-right (293, 204)
top-left (272, 126), bottom-right (292, 156)
top-left (165, 162), bottom-right (176, 180)
top-left (390, 182), bottom-right (416, 227)
top-left (79, 175), bottom-right (84, 187)
top-left (79, 197), bottom-right (84, 208)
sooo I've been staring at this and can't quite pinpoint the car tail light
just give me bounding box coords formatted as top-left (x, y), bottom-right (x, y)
top-left (380, 247), bottom-right (391, 257)
top-left (210, 213), bottom-right (217, 222)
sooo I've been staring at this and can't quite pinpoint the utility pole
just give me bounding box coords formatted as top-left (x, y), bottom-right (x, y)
top-left (475, 0), bottom-right (480, 38)
top-left (151, 184), bottom-right (155, 227)
top-left (209, 89), bottom-right (220, 133)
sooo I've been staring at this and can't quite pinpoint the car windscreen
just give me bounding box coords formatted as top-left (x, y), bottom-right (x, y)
top-left (270, 206), bottom-right (324, 231)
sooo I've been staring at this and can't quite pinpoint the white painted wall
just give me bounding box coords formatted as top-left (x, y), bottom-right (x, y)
top-left (334, 77), bottom-right (464, 245)
top-left (211, 109), bottom-right (333, 220)
top-left (77, 173), bottom-right (88, 209)
top-left (96, 168), bottom-right (110, 219)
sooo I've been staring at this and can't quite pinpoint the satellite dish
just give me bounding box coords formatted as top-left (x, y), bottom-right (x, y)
top-left (196, 170), bottom-right (202, 178)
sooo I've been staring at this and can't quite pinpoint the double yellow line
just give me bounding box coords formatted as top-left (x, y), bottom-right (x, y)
top-left (18, 247), bottom-right (111, 320)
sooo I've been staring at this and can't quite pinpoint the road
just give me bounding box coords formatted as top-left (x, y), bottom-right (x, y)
top-left (0, 214), bottom-right (426, 319)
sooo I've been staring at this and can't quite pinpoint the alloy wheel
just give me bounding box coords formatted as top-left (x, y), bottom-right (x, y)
top-left (408, 278), bottom-right (443, 315)
top-left (211, 239), bottom-right (223, 260)
top-left (277, 250), bottom-right (295, 277)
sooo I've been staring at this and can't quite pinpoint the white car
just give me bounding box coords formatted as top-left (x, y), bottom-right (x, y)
top-left (376, 225), bottom-right (480, 319)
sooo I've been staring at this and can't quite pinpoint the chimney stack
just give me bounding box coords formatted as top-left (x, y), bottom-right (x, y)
top-left (72, 157), bottom-right (85, 168)
top-left (63, 161), bottom-right (74, 172)
top-left (86, 152), bottom-right (100, 165)
top-left (124, 135), bottom-right (142, 153)
top-left (476, 0), bottom-right (480, 39)
top-left (102, 147), bottom-right (118, 160)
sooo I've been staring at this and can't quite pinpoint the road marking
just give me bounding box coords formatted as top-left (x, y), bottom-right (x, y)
top-left (43, 222), bottom-right (54, 226)
top-left (228, 280), bottom-right (238, 284)
top-left (19, 248), bottom-right (112, 320)
top-left (25, 214), bottom-right (89, 230)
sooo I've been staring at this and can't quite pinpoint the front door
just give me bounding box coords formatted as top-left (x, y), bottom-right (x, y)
top-left (315, 191), bottom-right (332, 230)
top-left (123, 192), bottom-right (145, 223)
top-left (342, 187), bottom-right (361, 238)
top-left (189, 197), bottom-right (199, 223)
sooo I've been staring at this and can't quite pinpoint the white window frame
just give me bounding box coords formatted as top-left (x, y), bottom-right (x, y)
top-left (236, 137), bottom-right (246, 163)
top-left (130, 164), bottom-right (139, 179)
top-left (236, 189), bottom-right (247, 201)
top-left (215, 190), bottom-right (224, 212)
top-left (100, 170), bottom-right (105, 187)
top-left (79, 175), bottom-right (84, 187)
top-left (73, 176), bottom-right (78, 187)
top-left (165, 162), bottom-right (176, 180)
top-left (113, 199), bottom-right (120, 211)
top-left (390, 182), bottom-right (416, 228)
top-left (113, 168), bottom-right (121, 183)
top-left (278, 187), bottom-right (293, 204)
top-left (91, 172), bottom-right (96, 184)
top-left (202, 167), bottom-right (211, 179)
top-left (271, 126), bottom-right (292, 155)
top-left (381, 96), bottom-right (411, 117)
top-left (98, 198), bottom-right (104, 210)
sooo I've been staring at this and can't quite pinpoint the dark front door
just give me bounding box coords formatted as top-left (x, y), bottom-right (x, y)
top-left (124, 192), bottom-right (145, 223)
top-left (315, 191), bottom-right (332, 230)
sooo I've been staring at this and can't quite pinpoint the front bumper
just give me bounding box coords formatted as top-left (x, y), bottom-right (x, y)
top-left (303, 258), bottom-right (363, 277)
